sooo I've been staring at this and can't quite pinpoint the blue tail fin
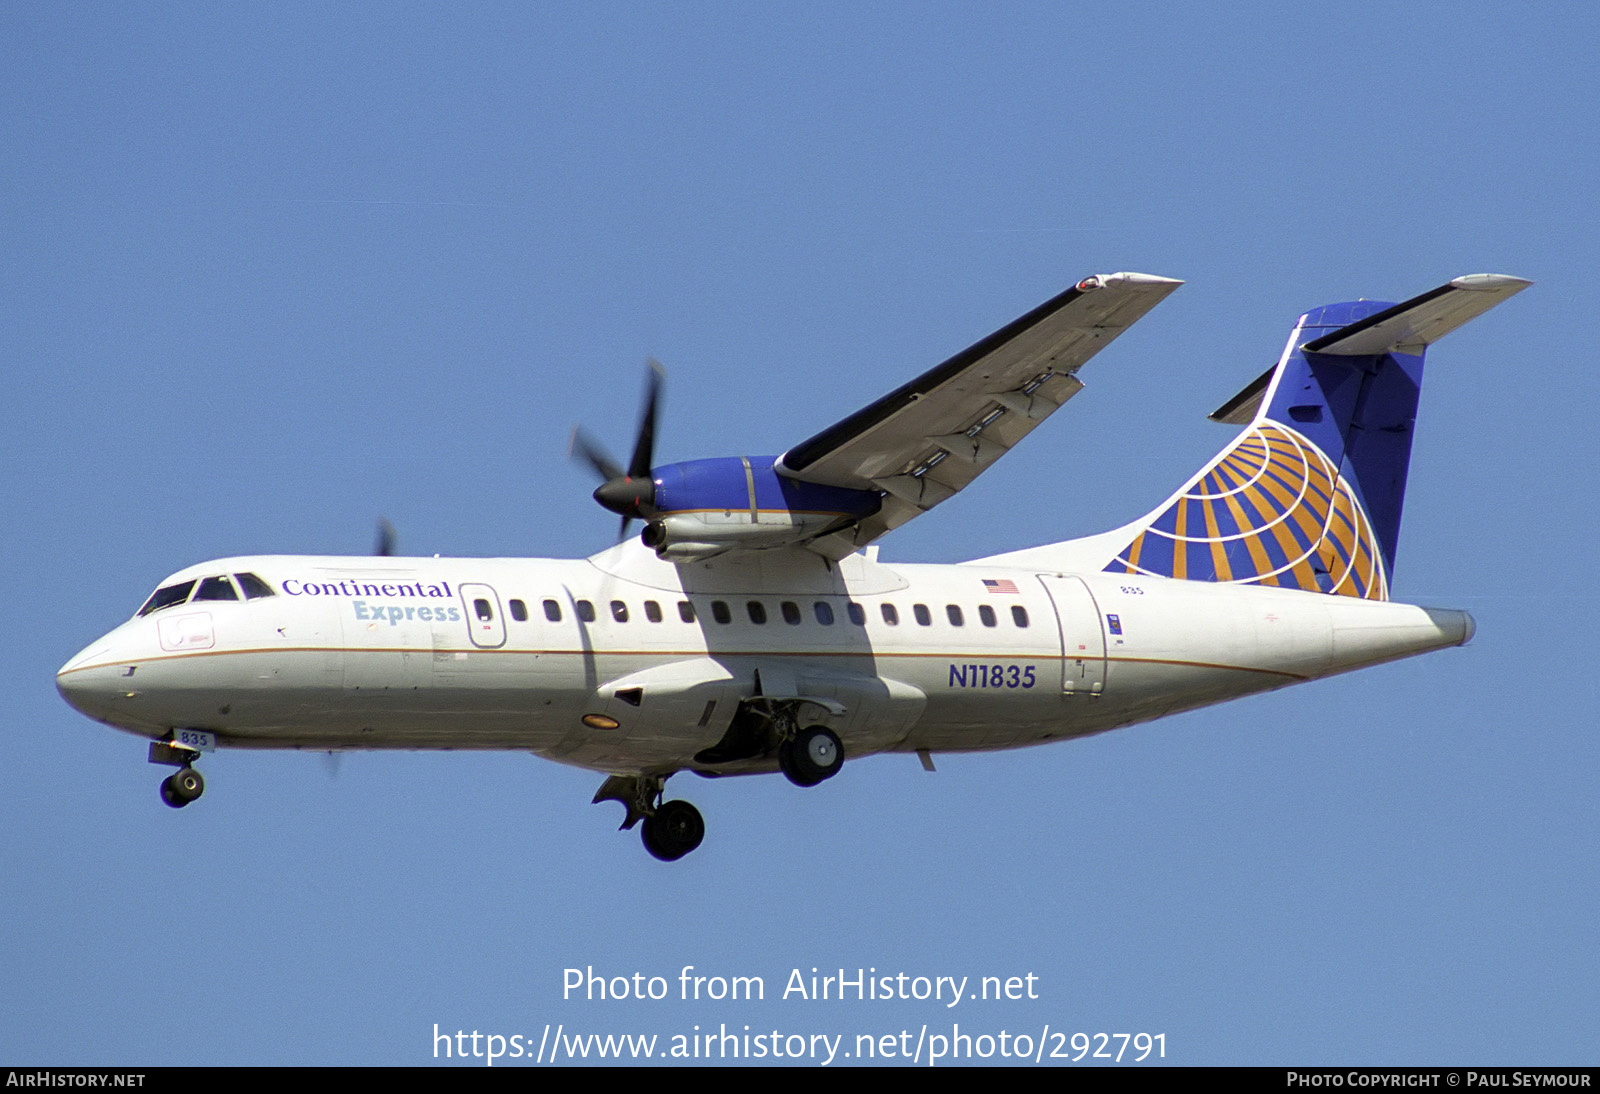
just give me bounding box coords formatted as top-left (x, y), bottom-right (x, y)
top-left (1105, 275), bottom-right (1529, 599)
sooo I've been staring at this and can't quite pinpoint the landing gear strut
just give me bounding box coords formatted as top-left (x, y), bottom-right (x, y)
top-left (593, 774), bottom-right (705, 861)
top-left (149, 739), bottom-right (204, 809)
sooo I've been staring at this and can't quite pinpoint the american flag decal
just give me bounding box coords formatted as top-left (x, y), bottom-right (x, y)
top-left (981, 578), bottom-right (1020, 595)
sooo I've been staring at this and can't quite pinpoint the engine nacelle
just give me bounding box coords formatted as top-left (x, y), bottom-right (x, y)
top-left (642, 510), bottom-right (844, 561)
top-left (637, 456), bottom-right (882, 561)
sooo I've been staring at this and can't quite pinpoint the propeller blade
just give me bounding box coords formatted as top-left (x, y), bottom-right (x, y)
top-left (374, 518), bottom-right (397, 557)
top-left (571, 360), bottom-right (667, 534)
top-left (569, 427), bottom-right (624, 483)
top-left (627, 359), bottom-right (665, 480)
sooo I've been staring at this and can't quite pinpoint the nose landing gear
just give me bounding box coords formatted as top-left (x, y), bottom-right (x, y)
top-left (149, 738), bottom-right (205, 809)
top-left (159, 767), bottom-right (205, 808)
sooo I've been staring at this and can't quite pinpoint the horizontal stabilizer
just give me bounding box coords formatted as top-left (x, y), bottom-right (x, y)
top-left (1301, 273), bottom-right (1531, 356)
top-left (1208, 365), bottom-right (1275, 426)
top-left (1079, 273), bottom-right (1533, 601)
top-left (1209, 274), bottom-right (1532, 423)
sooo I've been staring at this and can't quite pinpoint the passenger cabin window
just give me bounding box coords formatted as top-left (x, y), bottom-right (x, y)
top-left (544, 599), bottom-right (563, 622)
top-left (1012, 605), bottom-right (1029, 628)
top-left (782, 601), bottom-right (802, 625)
top-left (509, 599), bottom-right (528, 622)
top-left (946, 605), bottom-right (964, 627)
top-left (913, 604), bottom-right (932, 626)
top-left (711, 601), bottom-right (731, 625)
top-left (576, 600), bottom-right (596, 623)
top-left (881, 603), bottom-right (899, 626)
top-left (233, 573), bottom-right (276, 599)
top-left (193, 575), bottom-right (239, 601)
top-left (813, 602), bottom-right (834, 625)
top-left (978, 604), bottom-right (997, 627)
top-left (678, 601), bottom-right (696, 623)
top-left (611, 600), bottom-right (629, 623)
top-left (645, 601), bottom-right (662, 623)
top-left (138, 580), bottom-right (196, 616)
top-left (747, 601), bottom-right (767, 625)
top-left (474, 598), bottom-right (494, 622)
top-left (847, 602), bottom-right (866, 626)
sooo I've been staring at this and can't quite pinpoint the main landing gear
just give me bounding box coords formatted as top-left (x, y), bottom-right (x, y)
top-left (149, 739), bottom-right (205, 809)
top-left (593, 774), bottom-right (705, 862)
top-left (642, 800), bottom-right (704, 862)
top-left (778, 725), bottom-right (844, 788)
top-left (695, 689), bottom-right (848, 790)
top-left (592, 719), bottom-right (844, 862)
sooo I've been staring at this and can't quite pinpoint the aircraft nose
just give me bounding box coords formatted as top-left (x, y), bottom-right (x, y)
top-left (56, 639), bottom-right (125, 722)
top-left (57, 665), bottom-right (107, 721)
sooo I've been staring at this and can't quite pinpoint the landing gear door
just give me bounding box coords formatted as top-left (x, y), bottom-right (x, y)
top-left (1038, 575), bottom-right (1107, 695)
top-left (458, 583), bottom-right (507, 649)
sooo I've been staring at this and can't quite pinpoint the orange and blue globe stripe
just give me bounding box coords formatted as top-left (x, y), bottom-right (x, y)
top-left (1108, 422), bottom-right (1386, 600)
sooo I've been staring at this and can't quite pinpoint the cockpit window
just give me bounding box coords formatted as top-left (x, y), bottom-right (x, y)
top-left (234, 573), bottom-right (276, 599)
top-left (193, 576), bottom-right (240, 602)
top-left (138, 580), bottom-right (197, 616)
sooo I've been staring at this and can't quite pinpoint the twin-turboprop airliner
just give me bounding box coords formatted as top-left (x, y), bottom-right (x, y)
top-left (56, 271), bottom-right (1529, 860)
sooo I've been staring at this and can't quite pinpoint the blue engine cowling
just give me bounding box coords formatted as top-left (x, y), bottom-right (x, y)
top-left (643, 457), bottom-right (881, 560)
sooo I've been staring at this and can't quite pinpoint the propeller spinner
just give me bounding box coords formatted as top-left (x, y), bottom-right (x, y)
top-left (570, 360), bottom-right (665, 538)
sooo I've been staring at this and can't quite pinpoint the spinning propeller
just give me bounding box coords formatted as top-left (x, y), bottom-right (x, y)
top-left (570, 360), bottom-right (665, 538)
top-left (374, 518), bottom-right (397, 557)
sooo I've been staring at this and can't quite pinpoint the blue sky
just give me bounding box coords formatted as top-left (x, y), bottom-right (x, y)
top-left (4, 2), bottom-right (1595, 1066)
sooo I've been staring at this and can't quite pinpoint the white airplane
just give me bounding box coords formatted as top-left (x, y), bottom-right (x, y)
top-left (56, 271), bottom-right (1529, 860)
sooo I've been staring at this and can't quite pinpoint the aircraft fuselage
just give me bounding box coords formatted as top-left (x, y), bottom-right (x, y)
top-left (57, 542), bottom-right (1472, 776)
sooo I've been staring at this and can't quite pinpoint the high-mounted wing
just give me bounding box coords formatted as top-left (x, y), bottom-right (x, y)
top-left (778, 272), bottom-right (1182, 557)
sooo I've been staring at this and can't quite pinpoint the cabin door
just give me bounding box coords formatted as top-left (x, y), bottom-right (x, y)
top-left (458, 583), bottom-right (507, 649)
top-left (1037, 575), bottom-right (1107, 695)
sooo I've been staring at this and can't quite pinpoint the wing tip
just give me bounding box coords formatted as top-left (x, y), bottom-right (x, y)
top-left (1448, 273), bottom-right (1533, 293)
top-left (1078, 272), bottom-right (1185, 292)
